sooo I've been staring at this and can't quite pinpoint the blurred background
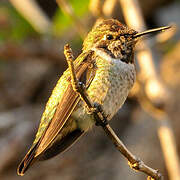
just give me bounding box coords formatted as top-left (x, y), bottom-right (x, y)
top-left (0, 0), bottom-right (180, 180)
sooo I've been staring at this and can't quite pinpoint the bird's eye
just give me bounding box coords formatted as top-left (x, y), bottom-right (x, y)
top-left (106, 34), bottom-right (113, 40)
top-left (124, 34), bottom-right (129, 38)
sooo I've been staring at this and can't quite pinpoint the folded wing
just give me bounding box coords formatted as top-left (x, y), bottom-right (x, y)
top-left (17, 51), bottom-right (95, 176)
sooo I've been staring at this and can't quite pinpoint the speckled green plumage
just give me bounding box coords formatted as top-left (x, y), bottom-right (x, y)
top-left (83, 19), bottom-right (135, 51)
top-left (17, 19), bottom-right (138, 176)
top-left (32, 20), bottom-right (129, 145)
top-left (33, 52), bottom-right (88, 145)
top-left (34, 54), bottom-right (115, 145)
top-left (17, 19), bottom-right (171, 177)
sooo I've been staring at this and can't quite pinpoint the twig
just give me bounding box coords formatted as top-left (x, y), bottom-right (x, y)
top-left (119, 0), bottom-right (180, 179)
top-left (64, 44), bottom-right (163, 180)
top-left (102, 125), bottom-right (162, 180)
top-left (158, 117), bottom-right (180, 180)
top-left (9, 0), bottom-right (52, 34)
top-left (64, 44), bottom-right (93, 111)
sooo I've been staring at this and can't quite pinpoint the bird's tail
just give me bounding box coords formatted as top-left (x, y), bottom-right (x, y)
top-left (17, 143), bottom-right (38, 176)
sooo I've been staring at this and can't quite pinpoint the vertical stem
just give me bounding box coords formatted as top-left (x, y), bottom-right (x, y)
top-left (158, 117), bottom-right (180, 180)
top-left (119, 0), bottom-right (145, 31)
top-left (119, 0), bottom-right (156, 80)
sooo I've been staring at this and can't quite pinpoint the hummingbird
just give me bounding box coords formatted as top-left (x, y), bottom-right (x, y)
top-left (17, 19), bottom-right (170, 176)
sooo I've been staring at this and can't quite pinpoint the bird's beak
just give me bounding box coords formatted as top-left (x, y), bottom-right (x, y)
top-left (133, 26), bottom-right (171, 38)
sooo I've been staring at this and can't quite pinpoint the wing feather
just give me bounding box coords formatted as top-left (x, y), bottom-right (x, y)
top-left (17, 51), bottom-right (95, 176)
top-left (35, 53), bottom-right (95, 156)
top-left (17, 51), bottom-right (95, 175)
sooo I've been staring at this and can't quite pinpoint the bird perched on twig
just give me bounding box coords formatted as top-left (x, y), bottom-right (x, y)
top-left (17, 19), bottom-right (170, 176)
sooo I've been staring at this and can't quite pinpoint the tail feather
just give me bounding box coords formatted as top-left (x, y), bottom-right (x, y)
top-left (17, 143), bottom-right (38, 176)
top-left (39, 129), bottom-right (84, 160)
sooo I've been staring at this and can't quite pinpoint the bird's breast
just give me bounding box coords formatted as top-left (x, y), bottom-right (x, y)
top-left (87, 55), bottom-right (136, 119)
top-left (73, 54), bottom-right (136, 131)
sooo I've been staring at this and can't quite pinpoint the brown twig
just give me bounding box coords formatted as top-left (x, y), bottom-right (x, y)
top-left (64, 44), bottom-right (163, 180)
top-left (103, 125), bottom-right (162, 180)
top-left (157, 117), bottom-right (180, 180)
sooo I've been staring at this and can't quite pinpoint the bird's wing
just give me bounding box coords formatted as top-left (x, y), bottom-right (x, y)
top-left (35, 50), bottom-right (96, 156)
top-left (17, 50), bottom-right (95, 176)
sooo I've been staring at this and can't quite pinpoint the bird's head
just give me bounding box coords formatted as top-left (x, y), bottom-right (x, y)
top-left (83, 19), bottom-right (170, 64)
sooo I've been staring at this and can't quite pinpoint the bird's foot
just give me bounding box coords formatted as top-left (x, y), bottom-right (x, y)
top-left (93, 103), bottom-right (109, 127)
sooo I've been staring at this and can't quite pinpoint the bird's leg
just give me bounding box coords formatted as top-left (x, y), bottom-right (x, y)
top-left (93, 102), bottom-right (108, 127)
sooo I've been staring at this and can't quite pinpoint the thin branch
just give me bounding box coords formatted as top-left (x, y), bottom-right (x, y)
top-left (64, 44), bottom-right (163, 180)
top-left (103, 124), bottom-right (162, 180)
top-left (64, 44), bottom-right (93, 111)
top-left (119, 0), bottom-right (180, 179)
top-left (157, 118), bottom-right (180, 180)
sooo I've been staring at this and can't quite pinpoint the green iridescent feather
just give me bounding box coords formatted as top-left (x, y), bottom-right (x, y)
top-left (32, 51), bottom-right (89, 145)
